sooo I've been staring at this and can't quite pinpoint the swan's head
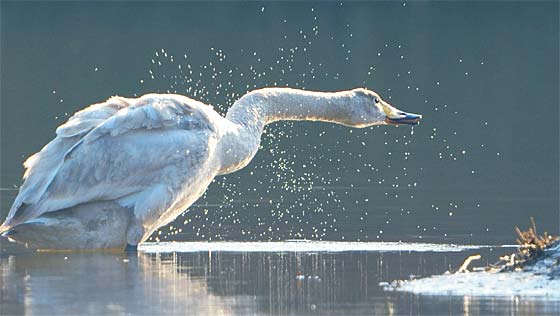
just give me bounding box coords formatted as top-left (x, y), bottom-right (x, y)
top-left (348, 88), bottom-right (422, 127)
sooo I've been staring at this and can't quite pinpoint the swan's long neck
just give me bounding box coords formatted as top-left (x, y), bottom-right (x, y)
top-left (217, 88), bottom-right (354, 174)
top-left (226, 88), bottom-right (355, 131)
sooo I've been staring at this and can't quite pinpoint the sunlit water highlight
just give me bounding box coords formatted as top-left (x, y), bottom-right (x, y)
top-left (139, 240), bottom-right (508, 253)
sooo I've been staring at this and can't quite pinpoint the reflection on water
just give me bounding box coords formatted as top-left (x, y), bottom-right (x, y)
top-left (2, 247), bottom-right (559, 315)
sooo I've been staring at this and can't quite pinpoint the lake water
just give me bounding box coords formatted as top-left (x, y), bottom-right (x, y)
top-left (1, 1), bottom-right (558, 315)
top-left (3, 241), bottom-right (559, 316)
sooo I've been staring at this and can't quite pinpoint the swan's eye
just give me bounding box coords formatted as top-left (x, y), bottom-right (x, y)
top-left (374, 97), bottom-right (380, 104)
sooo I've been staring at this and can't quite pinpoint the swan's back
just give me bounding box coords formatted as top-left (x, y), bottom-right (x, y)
top-left (1, 94), bottom-right (217, 232)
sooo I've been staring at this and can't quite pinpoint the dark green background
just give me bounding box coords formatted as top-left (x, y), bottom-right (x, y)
top-left (1, 1), bottom-right (558, 245)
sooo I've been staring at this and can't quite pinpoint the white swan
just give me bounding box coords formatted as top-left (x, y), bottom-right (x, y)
top-left (0, 87), bottom-right (421, 250)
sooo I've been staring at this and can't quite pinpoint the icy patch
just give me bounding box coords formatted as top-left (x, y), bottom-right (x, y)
top-left (138, 240), bottom-right (503, 253)
top-left (385, 271), bottom-right (560, 298)
top-left (384, 242), bottom-right (560, 298)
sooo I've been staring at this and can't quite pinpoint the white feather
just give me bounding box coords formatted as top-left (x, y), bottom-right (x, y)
top-left (3, 94), bottom-right (215, 230)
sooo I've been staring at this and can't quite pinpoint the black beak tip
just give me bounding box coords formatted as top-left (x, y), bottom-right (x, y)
top-left (386, 113), bottom-right (422, 125)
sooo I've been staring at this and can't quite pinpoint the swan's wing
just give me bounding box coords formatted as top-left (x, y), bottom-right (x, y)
top-left (81, 94), bottom-right (215, 143)
top-left (1, 94), bottom-right (216, 230)
top-left (16, 97), bottom-right (128, 205)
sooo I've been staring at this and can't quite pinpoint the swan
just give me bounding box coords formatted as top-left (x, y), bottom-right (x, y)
top-left (0, 87), bottom-right (421, 250)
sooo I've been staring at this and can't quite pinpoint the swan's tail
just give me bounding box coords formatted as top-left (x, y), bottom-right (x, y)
top-left (0, 203), bottom-right (35, 237)
top-left (0, 222), bottom-right (13, 237)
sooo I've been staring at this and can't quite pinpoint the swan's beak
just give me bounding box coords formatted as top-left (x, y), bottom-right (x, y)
top-left (385, 112), bottom-right (422, 125)
top-left (382, 102), bottom-right (422, 126)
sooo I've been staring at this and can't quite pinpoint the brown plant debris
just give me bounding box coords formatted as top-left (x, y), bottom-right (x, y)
top-left (459, 217), bottom-right (559, 273)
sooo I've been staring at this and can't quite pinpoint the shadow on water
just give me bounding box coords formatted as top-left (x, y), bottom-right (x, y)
top-left (1, 246), bottom-right (559, 315)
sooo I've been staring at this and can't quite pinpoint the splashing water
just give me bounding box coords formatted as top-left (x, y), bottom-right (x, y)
top-left (126, 4), bottom-right (498, 244)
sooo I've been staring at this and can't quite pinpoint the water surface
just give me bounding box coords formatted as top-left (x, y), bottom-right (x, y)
top-left (3, 242), bottom-right (559, 316)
